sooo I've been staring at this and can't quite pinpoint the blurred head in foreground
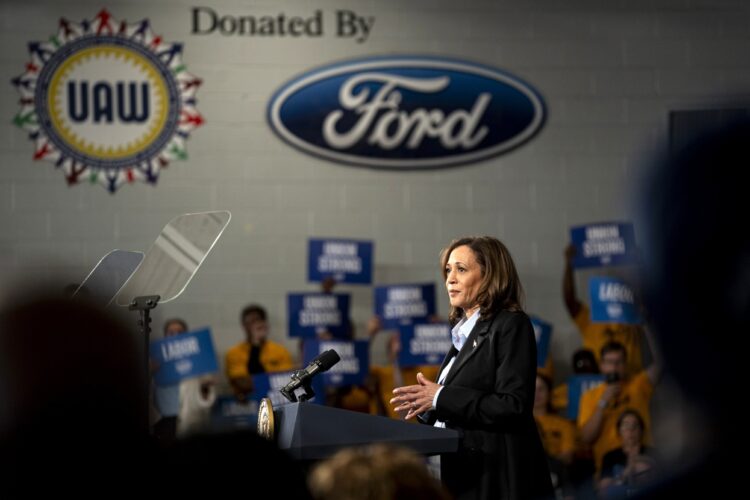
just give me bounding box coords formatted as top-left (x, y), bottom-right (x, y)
top-left (308, 444), bottom-right (450, 500)
top-left (639, 116), bottom-right (750, 491)
top-left (0, 290), bottom-right (147, 473)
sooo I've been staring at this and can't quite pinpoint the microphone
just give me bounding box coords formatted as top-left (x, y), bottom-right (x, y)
top-left (280, 349), bottom-right (340, 402)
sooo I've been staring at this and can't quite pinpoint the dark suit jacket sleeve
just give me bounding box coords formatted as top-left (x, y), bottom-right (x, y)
top-left (434, 313), bottom-right (536, 427)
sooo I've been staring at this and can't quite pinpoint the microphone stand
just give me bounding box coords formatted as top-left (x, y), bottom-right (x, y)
top-left (281, 370), bottom-right (317, 403)
top-left (129, 295), bottom-right (160, 431)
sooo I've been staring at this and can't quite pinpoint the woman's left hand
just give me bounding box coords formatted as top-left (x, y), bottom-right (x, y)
top-left (390, 372), bottom-right (441, 420)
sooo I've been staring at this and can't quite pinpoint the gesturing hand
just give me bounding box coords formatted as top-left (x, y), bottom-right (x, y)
top-left (390, 372), bottom-right (441, 420)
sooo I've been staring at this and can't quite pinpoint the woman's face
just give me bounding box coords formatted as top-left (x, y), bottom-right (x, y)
top-left (619, 413), bottom-right (643, 447)
top-left (445, 245), bottom-right (483, 315)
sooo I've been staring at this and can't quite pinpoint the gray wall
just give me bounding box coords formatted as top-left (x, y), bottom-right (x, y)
top-left (1, 0), bottom-right (747, 385)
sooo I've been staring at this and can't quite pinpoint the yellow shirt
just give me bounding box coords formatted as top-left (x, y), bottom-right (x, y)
top-left (535, 412), bottom-right (577, 459)
top-left (370, 365), bottom-right (440, 420)
top-left (225, 340), bottom-right (294, 382)
top-left (537, 355), bottom-right (554, 380)
top-left (574, 303), bottom-right (643, 376)
top-left (577, 371), bottom-right (653, 470)
top-left (551, 383), bottom-right (569, 414)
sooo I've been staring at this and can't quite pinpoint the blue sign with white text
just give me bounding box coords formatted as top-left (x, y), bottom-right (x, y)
top-left (267, 56), bottom-right (546, 170)
top-left (589, 277), bottom-right (641, 324)
top-left (302, 340), bottom-right (369, 387)
top-left (374, 283), bottom-right (436, 329)
top-left (568, 374), bottom-right (606, 421)
top-left (399, 323), bottom-right (452, 366)
top-left (530, 316), bottom-right (553, 367)
top-left (211, 396), bottom-right (258, 432)
top-left (288, 293), bottom-right (350, 338)
top-left (150, 328), bottom-right (218, 386)
top-left (308, 238), bottom-right (373, 284)
top-left (570, 222), bottom-right (638, 268)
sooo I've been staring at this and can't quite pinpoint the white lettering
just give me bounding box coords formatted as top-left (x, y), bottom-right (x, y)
top-left (323, 242), bottom-right (357, 256)
top-left (318, 255), bottom-right (362, 272)
top-left (303, 296), bottom-right (337, 309)
top-left (585, 225), bottom-right (620, 240)
top-left (161, 337), bottom-right (200, 361)
top-left (582, 239), bottom-right (626, 258)
top-left (323, 73), bottom-right (490, 151)
top-left (598, 283), bottom-right (634, 303)
top-left (410, 338), bottom-right (452, 354)
top-left (384, 302), bottom-right (428, 319)
top-left (388, 287), bottom-right (422, 302)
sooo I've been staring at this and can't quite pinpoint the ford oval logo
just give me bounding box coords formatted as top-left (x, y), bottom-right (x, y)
top-left (267, 56), bottom-right (545, 169)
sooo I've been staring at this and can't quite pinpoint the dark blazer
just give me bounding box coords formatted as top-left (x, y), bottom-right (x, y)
top-left (420, 310), bottom-right (553, 500)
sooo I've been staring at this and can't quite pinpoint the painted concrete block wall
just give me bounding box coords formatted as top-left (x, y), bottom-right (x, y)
top-left (1, 0), bottom-right (748, 386)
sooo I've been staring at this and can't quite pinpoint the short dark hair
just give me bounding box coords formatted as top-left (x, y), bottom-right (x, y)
top-left (573, 348), bottom-right (599, 372)
top-left (163, 318), bottom-right (188, 335)
top-left (601, 341), bottom-right (627, 360)
top-left (617, 409), bottom-right (645, 435)
top-left (241, 304), bottom-right (267, 324)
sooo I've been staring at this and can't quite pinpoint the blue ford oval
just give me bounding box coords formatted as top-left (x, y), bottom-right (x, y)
top-left (267, 56), bottom-right (546, 169)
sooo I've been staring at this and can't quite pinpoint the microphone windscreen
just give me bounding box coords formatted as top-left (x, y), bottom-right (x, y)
top-left (316, 349), bottom-right (341, 372)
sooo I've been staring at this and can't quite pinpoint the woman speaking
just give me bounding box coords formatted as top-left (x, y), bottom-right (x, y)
top-left (391, 236), bottom-right (553, 499)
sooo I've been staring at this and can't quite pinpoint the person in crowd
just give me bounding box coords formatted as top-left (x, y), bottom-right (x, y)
top-left (153, 318), bottom-right (218, 441)
top-left (563, 244), bottom-right (644, 377)
top-left (308, 444), bottom-right (450, 500)
top-left (152, 318), bottom-right (187, 443)
top-left (368, 316), bottom-right (440, 419)
top-left (225, 304), bottom-right (293, 400)
top-left (598, 409), bottom-right (657, 497)
top-left (577, 327), bottom-right (661, 474)
top-left (312, 276), bottom-right (372, 412)
top-left (390, 236), bottom-right (553, 499)
top-left (551, 348), bottom-right (600, 414)
top-left (534, 372), bottom-right (577, 497)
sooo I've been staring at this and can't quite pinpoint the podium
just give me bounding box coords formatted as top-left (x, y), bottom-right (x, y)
top-left (273, 403), bottom-right (459, 460)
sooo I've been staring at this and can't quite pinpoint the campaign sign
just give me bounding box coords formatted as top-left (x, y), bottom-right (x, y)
top-left (212, 369), bottom-right (325, 431)
top-left (399, 323), bottom-right (452, 366)
top-left (568, 374), bottom-right (606, 421)
top-left (211, 396), bottom-right (259, 432)
top-left (308, 238), bottom-right (373, 284)
top-left (150, 328), bottom-right (218, 386)
top-left (570, 222), bottom-right (637, 268)
top-left (374, 283), bottom-right (435, 329)
top-left (530, 316), bottom-right (553, 368)
top-left (589, 277), bottom-right (641, 324)
top-left (302, 340), bottom-right (369, 387)
top-left (288, 293), bottom-right (350, 338)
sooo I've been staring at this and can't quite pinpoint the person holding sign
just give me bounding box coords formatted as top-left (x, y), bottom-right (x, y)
top-left (152, 319), bottom-right (218, 441)
top-left (225, 305), bottom-right (294, 400)
top-left (577, 327), bottom-right (661, 476)
top-left (563, 244), bottom-right (644, 377)
top-left (390, 236), bottom-right (552, 499)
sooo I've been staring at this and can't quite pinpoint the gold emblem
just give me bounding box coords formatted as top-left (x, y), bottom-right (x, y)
top-left (257, 398), bottom-right (275, 440)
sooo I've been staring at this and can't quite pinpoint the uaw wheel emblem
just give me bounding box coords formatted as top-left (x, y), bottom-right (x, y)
top-left (11, 9), bottom-right (204, 192)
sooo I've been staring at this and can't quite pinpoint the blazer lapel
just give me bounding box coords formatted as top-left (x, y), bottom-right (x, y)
top-left (435, 345), bottom-right (458, 381)
top-left (444, 316), bottom-right (493, 385)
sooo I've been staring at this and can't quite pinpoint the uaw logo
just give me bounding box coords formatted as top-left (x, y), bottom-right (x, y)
top-left (11, 10), bottom-right (204, 192)
top-left (267, 56), bottom-right (545, 169)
